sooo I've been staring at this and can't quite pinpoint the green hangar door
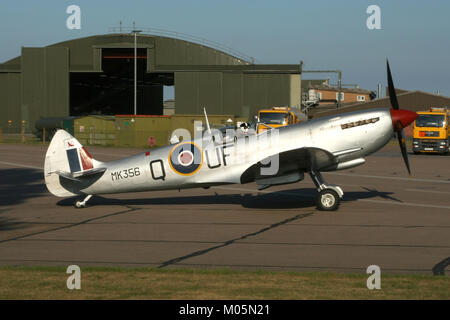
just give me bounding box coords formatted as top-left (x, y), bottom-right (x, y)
top-left (70, 48), bottom-right (169, 116)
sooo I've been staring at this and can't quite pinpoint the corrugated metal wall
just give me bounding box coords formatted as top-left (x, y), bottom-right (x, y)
top-left (222, 73), bottom-right (243, 115)
top-left (175, 72), bottom-right (296, 117)
top-left (21, 47), bottom-right (69, 132)
top-left (243, 74), bottom-right (291, 112)
top-left (0, 73), bottom-right (21, 132)
top-left (175, 72), bottom-right (224, 115)
top-left (290, 75), bottom-right (301, 107)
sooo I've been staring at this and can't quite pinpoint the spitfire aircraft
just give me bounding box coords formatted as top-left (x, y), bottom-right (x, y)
top-left (44, 62), bottom-right (418, 210)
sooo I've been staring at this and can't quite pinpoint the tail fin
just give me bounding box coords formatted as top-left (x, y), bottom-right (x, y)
top-left (44, 130), bottom-right (104, 197)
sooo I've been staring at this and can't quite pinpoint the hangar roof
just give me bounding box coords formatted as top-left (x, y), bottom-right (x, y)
top-left (0, 33), bottom-right (250, 72)
top-left (0, 33), bottom-right (302, 75)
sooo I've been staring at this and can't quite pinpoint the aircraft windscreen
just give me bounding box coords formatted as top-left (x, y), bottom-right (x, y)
top-left (259, 112), bottom-right (288, 125)
top-left (416, 114), bottom-right (445, 127)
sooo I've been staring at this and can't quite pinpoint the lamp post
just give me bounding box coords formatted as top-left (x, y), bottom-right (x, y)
top-left (132, 28), bottom-right (142, 115)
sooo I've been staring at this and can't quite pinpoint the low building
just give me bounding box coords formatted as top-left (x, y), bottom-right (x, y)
top-left (308, 84), bottom-right (376, 105)
top-left (301, 79), bottom-right (330, 102)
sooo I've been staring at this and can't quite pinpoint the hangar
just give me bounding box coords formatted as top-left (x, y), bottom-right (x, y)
top-left (0, 33), bottom-right (302, 133)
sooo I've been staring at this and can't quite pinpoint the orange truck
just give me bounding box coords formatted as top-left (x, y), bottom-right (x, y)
top-left (256, 107), bottom-right (306, 134)
top-left (412, 107), bottom-right (450, 154)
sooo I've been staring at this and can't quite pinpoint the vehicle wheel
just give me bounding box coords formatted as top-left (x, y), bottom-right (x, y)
top-left (413, 151), bottom-right (420, 155)
top-left (75, 201), bottom-right (86, 208)
top-left (317, 189), bottom-right (340, 211)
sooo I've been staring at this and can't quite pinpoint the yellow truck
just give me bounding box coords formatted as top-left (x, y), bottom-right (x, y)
top-left (256, 107), bottom-right (306, 134)
top-left (412, 107), bottom-right (450, 154)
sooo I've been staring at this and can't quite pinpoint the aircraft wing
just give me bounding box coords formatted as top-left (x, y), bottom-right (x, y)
top-left (277, 147), bottom-right (337, 172)
top-left (240, 147), bottom-right (338, 188)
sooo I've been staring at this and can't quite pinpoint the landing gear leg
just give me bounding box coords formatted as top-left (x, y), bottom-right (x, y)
top-left (75, 194), bottom-right (93, 208)
top-left (309, 170), bottom-right (343, 211)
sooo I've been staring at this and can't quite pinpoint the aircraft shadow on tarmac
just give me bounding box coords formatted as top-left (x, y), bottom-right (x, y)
top-left (0, 167), bottom-right (401, 209)
top-left (0, 210), bottom-right (29, 232)
top-left (56, 187), bottom-right (400, 210)
top-left (0, 168), bottom-right (47, 207)
top-left (0, 218), bottom-right (29, 232)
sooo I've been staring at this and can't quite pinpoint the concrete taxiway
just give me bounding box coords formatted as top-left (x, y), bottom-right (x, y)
top-left (0, 143), bottom-right (449, 274)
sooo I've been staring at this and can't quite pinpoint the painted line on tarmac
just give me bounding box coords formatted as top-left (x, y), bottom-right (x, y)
top-left (325, 172), bottom-right (450, 184)
top-left (406, 188), bottom-right (450, 195)
top-left (0, 161), bottom-right (43, 170)
top-left (357, 199), bottom-right (450, 210)
top-left (214, 186), bottom-right (450, 210)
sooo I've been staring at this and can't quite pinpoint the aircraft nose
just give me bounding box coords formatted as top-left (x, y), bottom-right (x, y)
top-left (390, 109), bottom-right (418, 131)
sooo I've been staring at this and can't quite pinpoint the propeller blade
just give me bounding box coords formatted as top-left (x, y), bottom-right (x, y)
top-left (387, 59), bottom-right (412, 175)
top-left (397, 128), bottom-right (411, 175)
top-left (387, 60), bottom-right (399, 110)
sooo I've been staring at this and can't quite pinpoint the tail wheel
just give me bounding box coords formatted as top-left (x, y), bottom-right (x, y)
top-left (317, 189), bottom-right (340, 211)
top-left (75, 201), bottom-right (86, 208)
top-left (74, 194), bottom-right (92, 208)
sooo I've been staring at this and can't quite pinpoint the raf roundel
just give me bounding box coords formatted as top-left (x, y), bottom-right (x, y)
top-left (169, 142), bottom-right (203, 176)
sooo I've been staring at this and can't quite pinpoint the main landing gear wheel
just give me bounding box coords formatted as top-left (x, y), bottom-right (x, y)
top-left (317, 189), bottom-right (340, 211)
top-left (309, 169), bottom-right (343, 211)
top-left (74, 195), bottom-right (92, 209)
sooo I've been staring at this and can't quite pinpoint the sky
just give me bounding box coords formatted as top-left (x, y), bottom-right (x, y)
top-left (1, 0), bottom-right (449, 97)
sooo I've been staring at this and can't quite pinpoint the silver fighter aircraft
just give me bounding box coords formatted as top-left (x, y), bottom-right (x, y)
top-left (44, 61), bottom-right (418, 210)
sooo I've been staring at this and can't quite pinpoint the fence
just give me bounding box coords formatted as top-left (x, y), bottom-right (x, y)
top-left (73, 128), bottom-right (172, 148)
top-left (0, 122), bottom-right (41, 144)
top-left (1, 114), bottom-right (248, 148)
top-left (72, 114), bottom-right (248, 148)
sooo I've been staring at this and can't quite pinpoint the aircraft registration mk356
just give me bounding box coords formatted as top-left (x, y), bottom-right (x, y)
top-left (44, 62), bottom-right (418, 211)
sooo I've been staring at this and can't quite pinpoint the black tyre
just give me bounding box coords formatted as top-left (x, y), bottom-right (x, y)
top-left (317, 189), bottom-right (340, 211)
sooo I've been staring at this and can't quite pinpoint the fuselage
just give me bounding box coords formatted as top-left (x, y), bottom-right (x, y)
top-left (78, 108), bottom-right (394, 196)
